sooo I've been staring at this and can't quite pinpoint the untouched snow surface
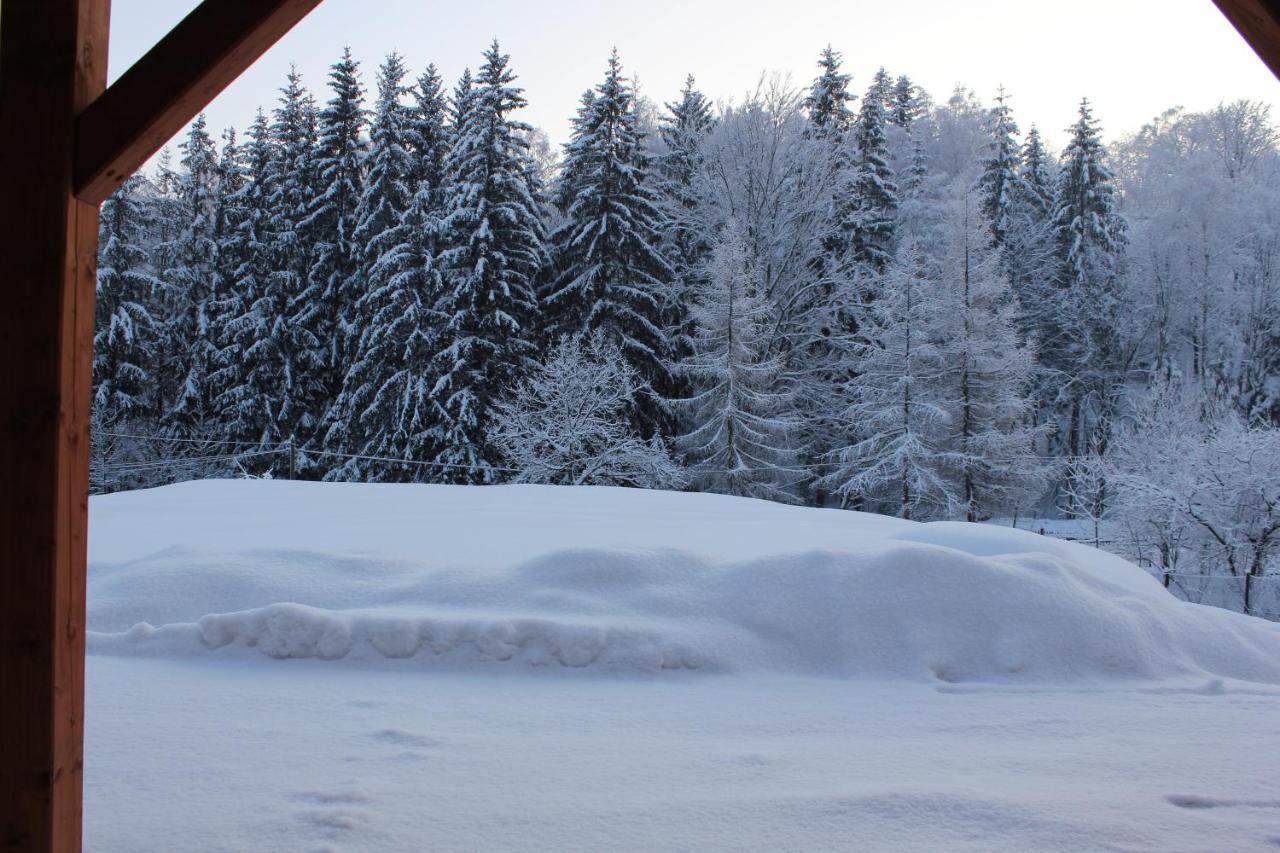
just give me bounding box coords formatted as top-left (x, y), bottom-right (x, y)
top-left (85, 481), bottom-right (1280, 851)
top-left (90, 480), bottom-right (1280, 683)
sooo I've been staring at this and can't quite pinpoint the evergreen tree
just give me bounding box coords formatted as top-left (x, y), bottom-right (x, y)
top-left (303, 48), bottom-right (367, 411)
top-left (803, 45), bottom-right (855, 137)
top-left (94, 176), bottom-right (159, 425)
top-left (977, 87), bottom-right (1022, 246)
top-left (450, 67), bottom-right (474, 133)
top-left (656, 74), bottom-right (716, 395)
top-left (157, 114), bottom-right (220, 434)
top-left (1019, 125), bottom-right (1055, 221)
top-left (214, 110), bottom-right (277, 452)
top-left (678, 220), bottom-right (800, 502)
top-left (267, 68), bottom-right (326, 463)
top-left (207, 126), bottom-right (246, 419)
top-left (324, 52), bottom-right (422, 477)
top-left (843, 73), bottom-right (900, 272)
top-left (430, 41), bottom-right (547, 482)
top-left (407, 64), bottom-right (450, 207)
top-left (1004, 123), bottom-right (1058, 351)
top-left (890, 75), bottom-right (922, 129)
top-left (1050, 99), bottom-right (1128, 467)
top-left (546, 49), bottom-right (674, 435)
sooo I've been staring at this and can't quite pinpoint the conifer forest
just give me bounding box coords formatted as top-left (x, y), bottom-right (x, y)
top-left (91, 42), bottom-right (1280, 582)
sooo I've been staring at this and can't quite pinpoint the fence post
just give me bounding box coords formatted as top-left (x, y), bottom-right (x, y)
top-left (1244, 572), bottom-right (1253, 617)
top-left (1163, 572), bottom-right (1171, 589)
top-left (288, 439), bottom-right (296, 481)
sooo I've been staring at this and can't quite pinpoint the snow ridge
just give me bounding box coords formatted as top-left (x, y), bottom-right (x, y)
top-left (87, 481), bottom-right (1280, 683)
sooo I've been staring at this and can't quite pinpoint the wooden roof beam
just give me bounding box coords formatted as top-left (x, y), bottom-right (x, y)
top-left (1212, 0), bottom-right (1280, 79)
top-left (73, 0), bottom-right (324, 204)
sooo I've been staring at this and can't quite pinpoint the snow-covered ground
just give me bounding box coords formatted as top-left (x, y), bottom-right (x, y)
top-left (85, 481), bottom-right (1280, 851)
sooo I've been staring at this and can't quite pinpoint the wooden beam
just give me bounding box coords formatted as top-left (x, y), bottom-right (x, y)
top-left (1212, 0), bottom-right (1280, 79)
top-left (0, 1), bottom-right (109, 850)
top-left (74, 0), bottom-right (323, 204)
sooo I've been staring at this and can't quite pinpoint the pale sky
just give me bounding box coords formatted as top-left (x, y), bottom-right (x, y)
top-left (110, 0), bottom-right (1279, 155)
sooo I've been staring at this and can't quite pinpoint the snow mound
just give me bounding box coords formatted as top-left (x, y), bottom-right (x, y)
top-left (87, 480), bottom-right (1280, 683)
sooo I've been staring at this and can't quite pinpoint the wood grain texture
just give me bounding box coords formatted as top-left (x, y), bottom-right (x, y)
top-left (0, 1), bottom-right (108, 851)
top-left (1213, 0), bottom-right (1280, 78)
top-left (74, 0), bottom-right (324, 203)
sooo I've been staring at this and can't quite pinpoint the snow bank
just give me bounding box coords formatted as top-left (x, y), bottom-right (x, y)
top-left (87, 480), bottom-right (1280, 683)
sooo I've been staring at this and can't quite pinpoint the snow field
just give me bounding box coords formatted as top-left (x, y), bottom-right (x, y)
top-left (88, 480), bottom-right (1280, 684)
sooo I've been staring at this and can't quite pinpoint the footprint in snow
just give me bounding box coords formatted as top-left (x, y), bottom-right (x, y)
top-left (1167, 794), bottom-right (1280, 810)
top-left (370, 727), bottom-right (440, 749)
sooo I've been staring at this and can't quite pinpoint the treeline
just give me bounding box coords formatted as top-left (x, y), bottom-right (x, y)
top-left (92, 42), bottom-right (1280, 569)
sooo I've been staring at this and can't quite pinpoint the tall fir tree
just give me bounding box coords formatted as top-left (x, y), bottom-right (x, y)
top-left (215, 109), bottom-right (280, 453)
top-left (843, 72), bottom-right (900, 272)
top-left (158, 114), bottom-right (221, 435)
top-left (430, 41), bottom-right (547, 482)
top-left (656, 74), bottom-right (716, 393)
top-left (546, 49), bottom-right (674, 435)
top-left (261, 69), bottom-right (326, 463)
top-left (977, 87), bottom-right (1022, 246)
top-left (303, 48), bottom-right (367, 414)
top-left (206, 126), bottom-right (246, 420)
top-left (408, 64), bottom-right (451, 208)
top-left (889, 74), bottom-right (922, 129)
top-left (803, 45), bottom-right (855, 138)
top-left (324, 52), bottom-right (420, 476)
top-left (1050, 98), bottom-right (1128, 467)
top-left (1019, 125), bottom-right (1055, 221)
top-left (94, 176), bottom-right (160, 425)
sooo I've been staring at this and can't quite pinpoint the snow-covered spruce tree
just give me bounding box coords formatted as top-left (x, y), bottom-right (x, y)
top-left (429, 42), bottom-right (547, 483)
top-left (1049, 99), bottom-right (1128, 469)
top-left (450, 66), bottom-right (474, 134)
top-left (324, 53), bottom-right (435, 481)
top-left (266, 68), bottom-right (327, 467)
top-left (301, 47), bottom-right (366, 411)
top-left (545, 49), bottom-right (674, 436)
top-left (408, 64), bottom-right (450, 209)
top-left (803, 45), bottom-right (855, 138)
top-left (490, 332), bottom-right (683, 488)
top-left (821, 239), bottom-right (955, 519)
top-left (1000, 123), bottom-right (1058, 360)
top-left (350, 52), bottom-right (413, 309)
top-left (889, 75), bottom-right (922, 130)
top-left (677, 219), bottom-right (801, 502)
top-left (214, 110), bottom-right (279, 455)
top-left (977, 87), bottom-right (1022, 247)
top-left (207, 126), bottom-right (246, 422)
top-left (214, 73), bottom-right (322, 472)
top-left (655, 74), bottom-right (716, 390)
top-left (156, 113), bottom-right (221, 435)
top-left (842, 72), bottom-right (900, 273)
top-left (936, 193), bottom-right (1047, 520)
top-left (1019, 125), bottom-right (1055, 222)
top-left (94, 175), bottom-right (160, 426)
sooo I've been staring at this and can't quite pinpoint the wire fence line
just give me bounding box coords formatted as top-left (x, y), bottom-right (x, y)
top-left (89, 431), bottom-right (523, 493)
top-left (1160, 571), bottom-right (1280, 622)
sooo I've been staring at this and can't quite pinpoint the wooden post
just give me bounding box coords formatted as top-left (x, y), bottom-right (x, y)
top-left (2, 1), bottom-right (325, 849)
top-left (0, 2), bottom-right (109, 851)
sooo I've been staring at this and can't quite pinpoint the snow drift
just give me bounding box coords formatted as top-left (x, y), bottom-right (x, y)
top-left (87, 480), bottom-right (1280, 683)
